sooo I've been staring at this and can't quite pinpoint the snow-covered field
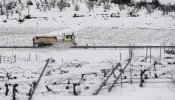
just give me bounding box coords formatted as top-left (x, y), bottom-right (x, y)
top-left (76, 28), bottom-right (175, 46)
top-left (0, 48), bottom-right (175, 100)
top-left (0, 27), bottom-right (175, 46)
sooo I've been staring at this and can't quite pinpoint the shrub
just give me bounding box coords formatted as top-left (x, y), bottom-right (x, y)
top-left (122, 0), bottom-right (131, 5)
top-left (112, 0), bottom-right (131, 5)
top-left (152, 0), bottom-right (160, 8)
top-left (136, 0), bottom-right (147, 9)
top-left (27, 0), bottom-right (33, 6)
top-left (24, 14), bottom-right (31, 19)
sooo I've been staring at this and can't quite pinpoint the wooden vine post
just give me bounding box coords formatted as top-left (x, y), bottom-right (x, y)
top-left (29, 59), bottom-right (50, 100)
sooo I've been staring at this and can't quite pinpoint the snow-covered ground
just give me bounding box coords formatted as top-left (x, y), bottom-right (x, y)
top-left (0, 27), bottom-right (175, 46)
top-left (0, 48), bottom-right (175, 100)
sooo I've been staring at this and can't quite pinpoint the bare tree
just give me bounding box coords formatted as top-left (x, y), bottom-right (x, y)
top-left (103, 3), bottom-right (111, 12)
top-left (20, 2), bottom-right (25, 10)
top-left (5, 2), bottom-right (14, 19)
top-left (18, 9), bottom-right (22, 20)
top-left (50, 0), bottom-right (57, 8)
top-left (18, 0), bottom-right (21, 3)
top-left (74, 4), bottom-right (80, 11)
top-left (146, 4), bottom-right (153, 14)
top-left (27, 0), bottom-right (33, 14)
top-left (2, 0), bottom-right (6, 5)
top-left (11, 8), bottom-right (15, 15)
top-left (40, 0), bottom-right (44, 6)
top-left (118, 4), bottom-right (125, 11)
top-left (86, 1), bottom-right (94, 12)
top-left (72, 0), bottom-right (75, 5)
top-left (57, 0), bottom-right (66, 12)
top-left (43, 4), bottom-right (47, 12)
top-left (13, 0), bottom-right (18, 6)
top-left (36, 0), bottom-right (41, 9)
top-left (46, 2), bottom-right (52, 10)
top-left (0, 1), bottom-right (3, 15)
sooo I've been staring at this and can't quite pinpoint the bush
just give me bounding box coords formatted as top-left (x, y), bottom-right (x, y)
top-left (136, 0), bottom-right (147, 9)
top-left (18, 19), bottom-right (25, 23)
top-left (112, 0), bottom-right (131, 5)
top-left (73, 13), bottom-right (77, 17)
top-left (3, 20), bottom-right (7, 23)
top-left (73, 13), bottom-right (84, 17)
top-left (24, 14), bottom-right (31, 19)
top-left (27, 0), bottom-right (33, 6)
top-left (152, 0), bottom-right (160, 8)
top-left (110, 13), bottom-right (120, 18)
top-left (122, 0), bottom-right (131, 5)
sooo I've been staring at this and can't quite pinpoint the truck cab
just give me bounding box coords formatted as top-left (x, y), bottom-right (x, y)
top-left (62, 33), bottom-right (75, 42)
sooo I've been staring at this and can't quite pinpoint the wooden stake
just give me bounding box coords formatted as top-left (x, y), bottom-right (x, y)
top-left (150, 47), bottom-right (151, 63)
top-left (29, 59), bottom-right (50, 100)
top-left (130, 68), bottom-right (132, 84)
top-left (29, 53), bottom-right (31, 61)
top-left (120, 66), bottom-right (122, 87)
top-left (14, 54), bottom-right (16, 63)
top-left (145, 46), bottom-right (148, 62)
top-left (108, 59), bottom-right (131, 92)
top-left (120, 53), bottom-right (121, 61)
top-left (153, 61), bottom-right (158, 78)
top-left (160, 47), bottom-right (162, 61)
top-left (164, 44), bottom-right (165, 54)
top-left (35, 53), bottom-right (37, 61)
top-left (0, 55), bottom-right (1, 64)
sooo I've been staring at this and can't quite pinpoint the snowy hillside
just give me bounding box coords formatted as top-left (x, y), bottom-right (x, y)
top-left (0, 0), bottom-right (174, 29)
top-left (0, 47), bottom-right (175, 99)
